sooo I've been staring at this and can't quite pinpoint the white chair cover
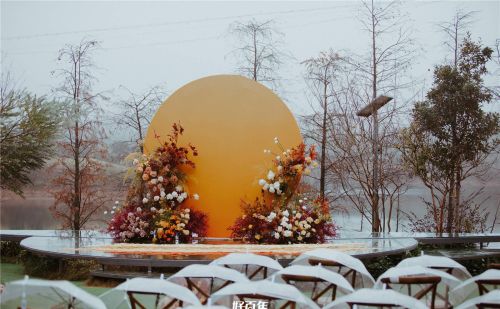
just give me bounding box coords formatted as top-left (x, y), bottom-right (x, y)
top-left (99, 277), bottom-right (201, 308)
top-left (454, 290), bottom-right (500, 309)
top-left (375, 265), bottom-right (461, 290)
top-left (451, 269), bottom-right (500, 304)
top-left (210, 253), bottom-right (283, 279)
top-left (322, 288), bottom-right (428, 309)
top-left (272, 265), bottom-right (354, 294)
top-left (210, 280), bottom-right (320, 309)
top-left (1, 277), bottom-right (106, 309)
top-left (291, 249), bottom-right (375, 288)
top-left (397, 255), bottom-right (471, 280)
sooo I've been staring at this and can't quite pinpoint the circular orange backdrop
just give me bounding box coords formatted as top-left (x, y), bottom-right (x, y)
top-left (144, 75), bottom-right (302, 237)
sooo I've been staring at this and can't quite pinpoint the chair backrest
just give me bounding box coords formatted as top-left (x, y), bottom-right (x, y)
top-left (476, 279), bottom-right (500, 296)
top-left (185, 277), bottom-right (234, 305)
top-left (235, 294), bottom-right (297, 309)
top-left (127, 291), bottom-right (162, 309)
top-left (380, 275), bottom-right (441, 309)
top-left (281, 274), bottom-right (338, 304)
top-left (224, 264), bottom-right (269, 279)
top-left (308, 258), bottom-right (358, 287)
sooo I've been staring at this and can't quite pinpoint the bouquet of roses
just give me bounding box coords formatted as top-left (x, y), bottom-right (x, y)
top-left (230, 139), bottom-right (336, 244)
top-left (107, 123), bottom-right (207, 243)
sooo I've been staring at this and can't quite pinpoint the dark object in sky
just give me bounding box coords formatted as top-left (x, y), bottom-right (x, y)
top-left (356, 95), bottom-right (393, 117)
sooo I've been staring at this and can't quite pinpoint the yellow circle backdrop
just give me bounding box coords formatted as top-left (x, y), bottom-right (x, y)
top-left (144, 75), bottom-right (302, 237)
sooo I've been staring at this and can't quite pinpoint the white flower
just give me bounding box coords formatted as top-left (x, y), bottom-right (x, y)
top-left (274, 232), bottom-right (280, 239)
top-left (267, 170), bottom-right (275, 180)
top-left (142, 198), bottom-right (148, 204)
top-left (150, 207), bottom-right (157, 212)
top-left (166, 193), bottom-right (173, 200)
top-left (115, 201), bottom-right (119, 205)
top-left (295, 213), bottom-right (302, 219)
top-left (158, 176), bottom-right (163, 182)
top-left (133, 159), bottom-right (139, 165)
top-left (282, 210), bottom-right (289, 217)
top-left (160, 191), bottom-right (166, 198)
top-left (258, 179), bottom-right (266, 186)
top-left (276, 156), bottom-right (281, 161)
top-left (276, 189), bottom-right (282, 195)
top-left (154, 196), bottom-right (160, 201)
top-left (193, 194), bottom-right (200, 200)
top-left (269, 186), bottom-right (275, 194)
top-left (287, 223), bottom-right (293, 230)
top-left (302, 205), bottom-right (307, 210)
top-left (274, 137), bottom-right (279, 144)
top-left (299, 199), bottom-right (303, 204)
top-left (182, 230), bottom-right (190, 235)
top-left (150, 179), bottom-right (157, 185)
top-left (136, 207), bottom-right (142, 212)
top-left (104, 211), bottom-right (108, 215)
top-left (301, 230), bottom-right (306, 235)
top-left (273, 181), bottom-right (280, 189)
top-left (284, 230), bottom-right (292, 237)
top-left (297, 236), bottom-right (303, 241)
top-left (306, 217), bottom-right (314, 223)
top-left (172, 191), bottom-right (178, 198)
top-left (277, 165), bottom-right (283, 172)
top-left (182, 192), bottom-right (188, 198)
top-left (112, 206), bottom-right (116, 210)
top-left (306, 232), bottom-right (311, 237)
top-left (277, 226), bottom-right (283, 232)
top-left (263, 183), bottom-right (269, 190)
top-left (177, 196), bottom-right (184, 203)
top-left (176, 185), bottom-right (183, 192)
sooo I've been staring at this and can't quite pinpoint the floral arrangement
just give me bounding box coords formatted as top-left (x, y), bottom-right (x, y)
top-left (107, 123), bottom-right (207, 243)
top-left (230, 138), bottom-right (336, 244)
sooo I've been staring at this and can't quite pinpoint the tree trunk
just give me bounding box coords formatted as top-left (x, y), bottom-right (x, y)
top-left (319, 80), bottom-right (328, 200)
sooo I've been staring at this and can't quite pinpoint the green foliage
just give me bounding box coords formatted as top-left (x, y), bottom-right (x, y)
top-left (19, 251), bottom-right (98, 280)
top-left (0, 241), bottom-right (22, 263)
top-left (400, 34), bottom-right (500, 232)
top-left (0, 86), bottom-right (60, 196)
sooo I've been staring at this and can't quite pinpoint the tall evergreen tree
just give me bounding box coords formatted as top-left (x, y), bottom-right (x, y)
top-left (405, 34), bottom-right (499, 232)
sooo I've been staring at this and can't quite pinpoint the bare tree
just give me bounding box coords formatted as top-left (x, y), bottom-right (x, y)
top-left (334, 0), bottom-right (414, 232)
top-left (439, 10), bottom-right (475, 67)
top-left (228, 19), bottom-right (284, 89)
top-left (302, 50), bottom-right (341, 200)
top-left (49, 39), bottom-right (109, 233)
top-left (114, 86), bottom-right (164, 152)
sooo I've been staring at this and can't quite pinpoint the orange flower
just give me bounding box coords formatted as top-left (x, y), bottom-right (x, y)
top-left (157, 228), bottom-right (164, 238)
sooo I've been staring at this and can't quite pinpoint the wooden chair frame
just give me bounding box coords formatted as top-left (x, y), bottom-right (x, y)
top-left (126, 291), bottom-right (176, 309)
top-left (380, 275), bottom-right (441, 309)
top-left (236, 294), bottom-right (297, 309)
top-left (184, 277), bottom-right (233, 305)
top-left (308, 258), bottom-right (359, 288)
top-left (476, 279), bottom-right (500, 296)
top-left (281, 274), bottom-right (338, 305)
top-left (224, 264), bottom-right (269, 279)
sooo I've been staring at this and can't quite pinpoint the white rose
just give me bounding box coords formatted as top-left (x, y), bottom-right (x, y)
top-left (263, 183), bottom-right (269, 190)
top-left (175, 185), bottom-right (183, 192)
top-left (158, 176), bottom-right (163, 182)
top-left (133, 159), bottom-right (139, 165)
top-left (172, 191), bottom-right (178, 198)
top-left (277, 165), bottom-right (283, 172)
top-left (301, 230), bottom-right (306, 235)
top-left (269, 187), bottom-right (275, 194)
top-left (299, 199), bottom-right (303, 204)
top-left (273, 181), bottom-right (280, 189)
top-left (111, 210), bottom-right (115, 214)
top-left (274, 233), bottom-right (280, 239)
top-left (103, 211), bottom-right (108, 215)
top-left (258, 179), bottom-right (267, 186)
top-left (151, 179), bottom-right (157, 185)
top-left (297, 236), bottom-right (303, 241)
top-left (276, 156), bottom-right (281, 161)
top-left (282, 210), bottom-right (289, 217)
top-left (115, 201), bottom-right (119, 205)
top-left (182, 192), bottom-right (188, 198)
top-left (166, 193), bottom-right (173, 200)
top-left (142, 198), bottom-right (148, 204)
top-left (276, 189), bottom-right (282, 195)
top-left (193, 194), bottom-right (200, 200)
top-left (277, 226), bottom-right (283, 232)
top-left (160, 191), bottom-right (166, 198)
top-left (284, 230), bottom-right (292, 237)
top-left (267, 170), bottom-right (275, 180)
top-left (153, 196), bottom-right (160, 201)
top-left (177, 196), bottom-right (184, 203)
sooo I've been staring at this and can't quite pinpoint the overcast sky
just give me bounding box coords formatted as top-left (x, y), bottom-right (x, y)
top-left (2, 0), bottom-right (499, 117)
